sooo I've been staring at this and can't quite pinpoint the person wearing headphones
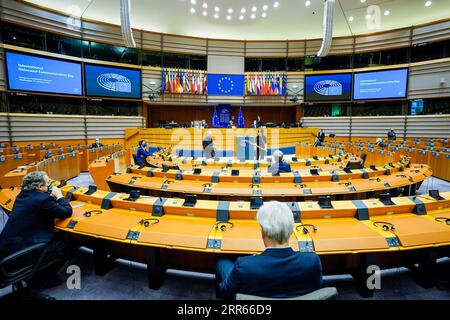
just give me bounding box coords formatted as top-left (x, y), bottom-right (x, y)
top-left (136, 140), bottom-right (153, 166)
top-left (268, 150), bottom-right (291, 175)
top-left (0, 171), bottom-right (75, 287)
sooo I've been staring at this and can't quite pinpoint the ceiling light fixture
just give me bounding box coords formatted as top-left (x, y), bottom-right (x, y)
top-left (214, 13), bottom-right (219, 18)
top-left (241, 8), bottom-right (246, 13)
top-left (190, 0), bottom-right (196, 4)
top-left (202, 3), bottom-right (207, 9)
top-left (360, 0), bottom-right (366, 3)
top-left (251, 13), bottom-right (256, 19)
top-left (263, 5), bottom-right (268, 10)
top-left (384, 10), bottom-right (390, 16)
top-left (228, 8), bottom-right (233, 13)
top-left (239, 15), bottom-right (244, 20)
top-left (203, 11), bottom-right (207, 16)
top-left (214, 6), bottom-right (220, 12)
top-left (425, 1), bottom-right (432, 7)
top-left (348, 16), bottom-right (354, 22)
top-left (365, 14), bottom-right (371, 19)
top-left (227, 15), bottom-right (231, 20)
top-left (190, 7), bottom-right (195, 13)
top-left (305, 0), bottom-right (311, 6)
top-left (252, 6), bottom-right (257, 12)
top-left (262, 12), bottom-right (267, 17)
top-left (274, 2), bottom-right (279, 8)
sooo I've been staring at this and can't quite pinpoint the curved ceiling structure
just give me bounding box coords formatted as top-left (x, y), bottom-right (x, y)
top-left (24, 0), bottom-right (450, 40)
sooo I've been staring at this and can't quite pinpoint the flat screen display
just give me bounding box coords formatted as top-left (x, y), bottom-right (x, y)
top-left (304, 73), bottom-right (352, 102)
top-left (6, 51), bottom-right (82, 95)
top-left (85, 64), bottom-right (141, 99)
top-left (353, 68), bottom-right (408, 100)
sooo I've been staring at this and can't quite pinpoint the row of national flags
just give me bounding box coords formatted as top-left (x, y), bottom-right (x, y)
top-left (245, 72), bottom-right (286, 96)
top-left (162, 69), bottom-right (207, 94)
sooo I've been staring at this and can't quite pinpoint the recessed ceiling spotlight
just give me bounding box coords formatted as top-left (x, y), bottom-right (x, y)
top-left (348, 16), bottom-right (354, 22)
top-left (190, 7), bottom-right (195, 13)
top-left (263, 5), bottom-right (268, 10)
top-left (241, 8), bottom-right (246, 13)
top-left (239, 15), bottom-right (244, 20)
top-left (384, 10), bottom-right (390, 16)
top-left (365, 14), bottom-right (371, 19)
top-left (214, 13), bottom-right (219, 18)
top-left (214, 6), bottom-right (220, 12)
top-left (425, 1), bottom-right (432, 7)
top-left (273, 1), bottom-right (279, 8)
top-left (305, 0), bottom-right (311, 6)
top-left (228, 8), bottom-right (233, 13)
top-left (227, 15), bottom-right (232, 20)
top-left (202, 3), bottom-right (207, 9)
top-left (252, 6), bottom-right (257, 12)
top-left (262, 12), bottom-right (267, 17)
top-left (360, 0), bottom-right (366, 3)
top-left (203, 11), bottom-right (207, 16)
top-left (190, 0), bottom-right (196, 4)
top-left (251, 13), bottom-right (256, 19)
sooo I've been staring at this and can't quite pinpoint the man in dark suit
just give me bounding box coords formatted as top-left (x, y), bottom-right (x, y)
top-left (91, 138), bottom-right (104, 148)
top-left (0, 172), bottom-right (73, 260)
top-left (267, 150), bottom-right (291, 175)
top-left (216, 201), bottom-right (323, 299)
top-left (256, 128), bottom-right (267, 161)
top-left (387, 129), bottom-right (396, 141)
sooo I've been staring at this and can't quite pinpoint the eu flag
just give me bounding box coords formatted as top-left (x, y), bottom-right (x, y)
top-left (237, 107), bottom-right (245, 128)
top-left (207, 74), bottom-right (245, 96)
top-left (212, 107), bottom-right (220, 128)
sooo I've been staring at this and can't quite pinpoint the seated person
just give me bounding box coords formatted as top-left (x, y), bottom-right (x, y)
top-left (201, 120), bottom-right (209, 128)
top-left (268, 150), bottom-right (291, 175)
top-left (0, 171), bottom-right (75, 284)
top-left (136, 140), bottom-right (153, 166)
top-left (250, 120), bottom-right (258, 128)
top-left (202, 131), bottom-right (215, 159)
top-left (216, 201), bottom-right (323, 299)
top-left (387, 129), bottom-right (396, 141)
top-left (375, 138), bottom-right (386, 148)
top-left (91, 138), bottom-right (104, 148)
top-left (227, 119), bottom-right (235, 128)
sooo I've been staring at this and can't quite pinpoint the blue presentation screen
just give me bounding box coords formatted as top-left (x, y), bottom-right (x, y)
top-left (6, 51), bottom-right (82, 95)
top-left (353, 68), bottom-right (408, 100)
top-left (85, 64), bottom-right (141, 99)
top-left (304, 73), bottom-right (352, 102)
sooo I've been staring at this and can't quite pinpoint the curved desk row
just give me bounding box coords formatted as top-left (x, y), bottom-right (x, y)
top-left (0, 185), bottom-right (449, 295)
top-left (105, 163), bottom-right (432, 201)
top-left (127, 158), bottom-right (411, 184)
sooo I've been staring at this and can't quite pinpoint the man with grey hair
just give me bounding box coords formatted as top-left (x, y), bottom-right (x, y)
top-left (216, 201), bottom-right (322, 299)
top-left (0, 171), bottom-right (73, 278)
top-left (268, 150), bottom-right (292, 175)
top-left (91, 137), bottom-right (104, 148)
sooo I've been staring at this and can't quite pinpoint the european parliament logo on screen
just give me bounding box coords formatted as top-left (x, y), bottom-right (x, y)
top-left (207, 74), bottom-right (245, 96)
top-left (6, 51), bottom-right (82, 96)
top-left (85, 64), bottom-right (141, 99)
top-left (304, 73), bottom-right (352, 102)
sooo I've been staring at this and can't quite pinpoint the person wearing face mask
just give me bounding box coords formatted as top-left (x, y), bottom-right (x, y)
top-left (0, 171), bottom-right (73, 273)
top-left (136, 140), bottom-right (153, 166)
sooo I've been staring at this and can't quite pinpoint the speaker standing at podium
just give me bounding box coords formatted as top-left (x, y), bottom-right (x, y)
top-left (256, 128), bottom-right (267, 161)
top-left (203, 131), bottom-right (215, 159)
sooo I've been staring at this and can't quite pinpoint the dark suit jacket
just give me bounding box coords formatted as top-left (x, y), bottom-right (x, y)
top-left (0, 190), bottom-right (73, 259)
top-left (219, 248), bottom-right (323, 299)
top-left (268, 161), bottom-right (292, 174)
top-left (91, 142), bottom-right (104, 148)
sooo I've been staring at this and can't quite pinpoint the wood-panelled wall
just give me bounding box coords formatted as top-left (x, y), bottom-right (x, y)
top-left (146, 104), bottom-right (297, 127)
